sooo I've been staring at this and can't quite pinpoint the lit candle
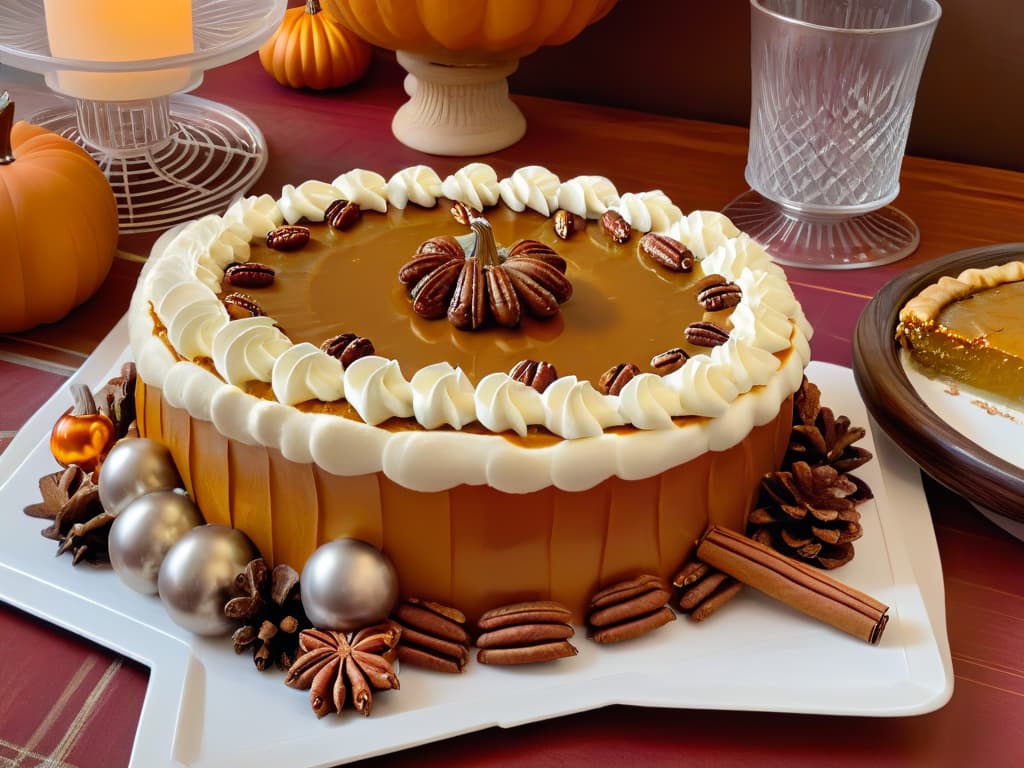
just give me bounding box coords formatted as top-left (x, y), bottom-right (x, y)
top-left (44, 0), bottom-right (194, 101)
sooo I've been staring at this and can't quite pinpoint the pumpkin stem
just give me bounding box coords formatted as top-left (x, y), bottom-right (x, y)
top-left (71, 384), bottom-right (101, 418)
top-left (305, 0), bottom-right (321, 15)
top-left (469, 218), bottom-right (501, 268)
top-left (0, 91), bottom-right (14, 166)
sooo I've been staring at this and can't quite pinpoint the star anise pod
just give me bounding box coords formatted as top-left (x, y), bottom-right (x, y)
top-left (285, 623), bottom-right (402, 718)
top-left (788, 378), bottom-right (873, 474)
top-left (748, 461), bottom-right (863, 569)
top-left (225, 558), bottom-right (311, 671)
top-left (23, 466), bottom-right (113, 565)
top-left (399, 217), bottom-right (572, 330)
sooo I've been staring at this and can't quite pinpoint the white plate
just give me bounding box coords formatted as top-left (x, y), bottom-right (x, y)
top-left (0, 324), bottom-right (953, 768)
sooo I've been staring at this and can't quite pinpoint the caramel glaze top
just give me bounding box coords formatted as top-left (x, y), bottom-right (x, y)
top-left (224, 203), bottom-right (735, 393)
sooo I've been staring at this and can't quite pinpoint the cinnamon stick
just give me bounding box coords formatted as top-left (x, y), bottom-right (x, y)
top-left (696, 526), bottom-right (889, 644)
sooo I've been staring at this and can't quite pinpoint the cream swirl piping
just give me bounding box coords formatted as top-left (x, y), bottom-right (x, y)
top-left (498, 165), bottom-right (561, 216)
top-left (410, 362), bottom-right (476, 429)
top-left (332, 169), bottom-right (388, 213)
top-left (613, 190), bottom-right (683, 233)
top-left (441, 163), bottom-right (500, 210)
top-left (473, 373), bottom-right (544, 437)
top-left (386, 165), bottom-right (443, 209)
top-left (342, 355), bottom-right (414, 426)
top-left (223, 194), bottom-right (283, 239)
top-left (211, 316), bottom-right (292, 386)
top-left (556, 175), bottom-right (620, 219)
top-left (542, 376), bottom-right (624, 439)
top-left (271, 343), bottom-right (345, 406)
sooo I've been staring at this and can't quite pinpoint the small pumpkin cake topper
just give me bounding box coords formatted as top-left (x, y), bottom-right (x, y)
top-left (399, 216), bottom-right (572, 330)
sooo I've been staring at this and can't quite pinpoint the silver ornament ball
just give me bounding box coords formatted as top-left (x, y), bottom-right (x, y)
top-left (109, 490), bottom-right (204, 595)
top-left (99, 438), bottom-right (182, 516)
top-left (300, 538), bottom-right (399, 631)
top-left (157, 524), bottom-right (258, 636)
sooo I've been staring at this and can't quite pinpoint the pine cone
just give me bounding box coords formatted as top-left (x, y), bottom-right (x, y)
top-left (748, 461), bottom-right (863, 569)
top-left (788, 378), bottom-right (873, 474)
top-left (225, 559), bottom-right (311, 671)
top-left (23, 466), bottom-right (114, 565)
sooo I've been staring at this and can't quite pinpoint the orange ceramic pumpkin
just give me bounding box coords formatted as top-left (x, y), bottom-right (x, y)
top-left (259, 0), bottom-right (372, 90)
top-left (0, 92), bottom-right (118, 333)
top-left (321, 0), bottom-right (619, 64)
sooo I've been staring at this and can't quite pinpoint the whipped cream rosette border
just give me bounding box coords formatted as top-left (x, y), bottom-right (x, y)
top-left (129, 164), bottom-right (812, 493)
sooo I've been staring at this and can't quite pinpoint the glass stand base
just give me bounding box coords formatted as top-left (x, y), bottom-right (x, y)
top-left (29, 94), bottom-right (267, 234)
top-left (722, 190), bottom-right (920, 270)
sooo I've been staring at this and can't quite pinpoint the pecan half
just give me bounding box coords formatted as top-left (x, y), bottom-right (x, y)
top-left (509, 360), bottom-right (558, 393)
top-left (485, 265), bottom-right (521, 327)
top-left (587, 574), bottom-right (675, 644)
top-left (450, 201), bottom-right (476, 226)
top-left (448, 257), bottom-right (487, 330)
top-left (685, 321), bottom-right (730, 347)
top-left (393, 599), bottom-right (470, 674)
top-left (505, 240), bottom-right (567, 273)
top-left (599, 210), bottom-right (632, 244)
top-left (224, 262), bottom-right (275, 289)
top-left (651, 347), bottom-right (689, 374)
top-left (553, 209), bottom-right (586, 240)
top-left (673, 558), bottom-right (742, 622)
top-left (639, 232), bottom-right (693, 272)
top-left (502, 258), bottom-right (572, 317)
top-left (223, 292), bottom-right (265, 318)
top-left (598, 362), bottom-right (640, 395)
top-left (695, 274), bottom-right (742, 312)
top-left (410, 260), bottom-right (463, 319)
top-left (320, 333), bottom-right (375, 367)
top-left (325, 199), bottom-right (361, 231)
top-left (475, 600), bottom-right (577, 666)
top-left (266, 225), bottom-right (311, 251)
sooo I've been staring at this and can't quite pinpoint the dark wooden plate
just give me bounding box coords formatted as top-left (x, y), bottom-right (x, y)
top-left (853, 243), bottom-right (1024, 524)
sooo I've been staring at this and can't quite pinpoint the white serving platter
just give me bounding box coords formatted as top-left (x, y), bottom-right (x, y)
top-left (0, 322), bottom-right (953, 768)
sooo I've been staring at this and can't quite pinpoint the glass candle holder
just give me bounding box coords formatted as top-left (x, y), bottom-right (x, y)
top-left (724, 0), bottom-right (941, 269)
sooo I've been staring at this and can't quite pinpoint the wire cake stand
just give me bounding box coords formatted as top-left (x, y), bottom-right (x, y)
top-left (0, 0), bottom-right (286, 233)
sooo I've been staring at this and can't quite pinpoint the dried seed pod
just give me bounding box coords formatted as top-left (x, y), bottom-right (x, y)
top-left (266, 225), bottom-right (311, 251)
top-left (638, 232), bottom-right (693, 272)
top-left (324, 199), bottom-right (361, 231)
top-left (509, 359), bottom-right (558, 393)
top-left (599, 209), bottom-right (632, 244)
top-left (684, 321), bottom-right (730, 347)
top-left (224, 262), bottom-right (276, 289)
top-left (598, 362), bottom-right (640, 395)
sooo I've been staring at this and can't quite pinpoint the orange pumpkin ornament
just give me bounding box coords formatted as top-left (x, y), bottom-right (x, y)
top-left (50, 384), bottom-right (116, 473)
top-left (0, 92), bottom-right (118, 334)
top-left (258, 0), bottom-right (372, 90)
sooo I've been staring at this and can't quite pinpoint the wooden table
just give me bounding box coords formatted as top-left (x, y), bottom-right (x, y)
top-left (2, 52), bottom-right (1023, 767)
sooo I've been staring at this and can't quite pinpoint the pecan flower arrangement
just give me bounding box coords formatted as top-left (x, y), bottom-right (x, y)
top-left (398, 217), bottom-right (572, 330)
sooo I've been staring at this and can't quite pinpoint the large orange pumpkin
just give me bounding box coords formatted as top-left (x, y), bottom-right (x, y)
top-left (0, 92), bottom-right (118, 333)
top-left (321, 0), bottom-right (619, 64)
top-left (259, 0), bottom-right (372, 91)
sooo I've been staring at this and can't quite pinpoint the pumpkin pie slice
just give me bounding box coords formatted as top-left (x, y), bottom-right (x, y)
top-left (896, 260), bottom-right (1024, 405)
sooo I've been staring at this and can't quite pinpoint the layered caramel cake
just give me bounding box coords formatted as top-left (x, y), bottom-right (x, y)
top-left (129, 164), bottom-right (811, 621)
top-left (897, 260), bottom-right (1024, 405)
